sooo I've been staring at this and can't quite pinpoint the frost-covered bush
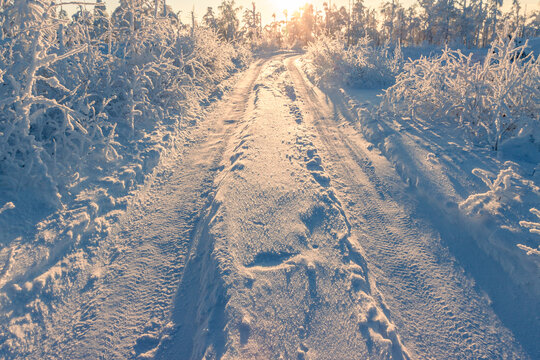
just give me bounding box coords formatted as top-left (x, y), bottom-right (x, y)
top-left (305, 36), bottom-right (403, 88)
top-left (460, 162), bottom-right (540, 216)
top-left (460, 163), bottom-right (540, 256)
top-left (0, 0), bottom-right (93, 205)
top-left (0, 0), bottom-right (251, 207)
top-left (382, 32), bottom-right (540, 150)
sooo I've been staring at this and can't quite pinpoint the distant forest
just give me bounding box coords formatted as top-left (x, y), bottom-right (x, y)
top-left (199, 0), bottom-right (540, 48)
top-left (2, 0), bottom-right (538, 50)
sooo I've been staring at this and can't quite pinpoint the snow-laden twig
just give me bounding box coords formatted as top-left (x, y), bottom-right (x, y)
top-left (520, 208), bottom-right (540, 235)
top-left (0, 202), bottom-right (15, 215)
top-left (518, 208), bottom-right (540, 256)
top-left (517, 244), bottom-right (540, 256)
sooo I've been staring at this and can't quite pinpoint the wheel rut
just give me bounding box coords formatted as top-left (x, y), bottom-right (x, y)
top-left (285, 56), bottom-right (527, 359)
top-left (39, 58), bottom-right (269, 360)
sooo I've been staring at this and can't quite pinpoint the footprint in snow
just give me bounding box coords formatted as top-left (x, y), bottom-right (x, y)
top-left (310, 172), bottom-right (331, 187)
top-left (230, 151), bottom-right (243, 164)
top-left (232, 162), bottom-right (245, 171)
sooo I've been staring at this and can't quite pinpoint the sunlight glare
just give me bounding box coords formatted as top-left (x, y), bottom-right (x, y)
top-left (271, 0), bottom-right (304, 15)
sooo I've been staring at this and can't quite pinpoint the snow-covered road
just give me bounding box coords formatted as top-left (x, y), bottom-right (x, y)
top-left (26, 54), bottom-right (530, 359)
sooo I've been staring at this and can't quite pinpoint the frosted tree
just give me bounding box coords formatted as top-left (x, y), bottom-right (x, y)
top-left (242, 2), bottom-right (261, 43)
top-left (203, 6), bottom-right (218, 31)
top-left (93, 0), bottom-right (109, 38)
top-left (217, 0), bottom-right (241, 42)
top-left (438, 0), bottom-right (456, 44)
top-left (380, 0), bottom-right (397, 43)
top-left (418, 0), bottom-right (457, 44)
top-left (265, 12), bottom-right (283, 47)
top-left (0, 0), bottom-right (95, 204)
top-left (483, 0), bottom-right (502, 46)
top-left (404, 4), bottom-right (422, 45)
top-left (417, 0), bottom-right (436, 43)
top-left (455, 0), bottom-right (477, 46)
top-left (350, 0), bottom-right (366, 41)
top-left (301, 4), bottom-right (316, 44)
top-left (322, 1), bottom-right (333, 36)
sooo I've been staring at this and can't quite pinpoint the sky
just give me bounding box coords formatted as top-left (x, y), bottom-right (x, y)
top-left (182, 0), bottom-right (414, 23)
top-left (86, 0), bottom-right (539, 25)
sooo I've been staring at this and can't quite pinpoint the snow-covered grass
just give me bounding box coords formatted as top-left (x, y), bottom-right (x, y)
top-left (304, 36), bottom-right (403, 88)
top-left (368, 33), bottom-right (540, 258)
top-left (382, 33), bottom-right (540, 151)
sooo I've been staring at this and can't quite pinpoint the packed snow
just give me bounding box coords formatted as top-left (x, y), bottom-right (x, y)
top-left (1, 0), bottom-right (539, 359)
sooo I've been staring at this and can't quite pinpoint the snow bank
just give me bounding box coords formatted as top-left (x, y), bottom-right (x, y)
top-left (336, 81), bottom-right (540, 310)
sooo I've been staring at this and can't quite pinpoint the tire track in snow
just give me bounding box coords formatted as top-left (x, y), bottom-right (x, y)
top-left (286, 56), bottom-right (528, 359)
top-left (31, 58), bottom-right (269, 360)
top-left (154, 55), bottom-right (410, 359)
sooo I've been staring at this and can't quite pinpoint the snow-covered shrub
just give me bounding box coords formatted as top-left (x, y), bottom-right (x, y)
top-left (459, 162), bottom-right (540, 216)
top-left (0, 1), bottom-right (251, 207)
top-left (305, 36), bottom-right (403, 88)
top-left (460, 162), bottom-right (540, 256)
top-left (382, 32), bottom-right (540, 150)
top-left (0, 0), bottom-right (95, 205)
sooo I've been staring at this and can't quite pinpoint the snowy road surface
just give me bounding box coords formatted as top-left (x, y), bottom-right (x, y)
top-left (21, 54), bottom-right (531, 359)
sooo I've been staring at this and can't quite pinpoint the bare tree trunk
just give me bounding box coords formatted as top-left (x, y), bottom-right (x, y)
top-left (347, 0), bottom-right (351, 48)
top-left (191, 7), bottom-right (195, 37)
top-left (108, 16), bottom-right (112, 55)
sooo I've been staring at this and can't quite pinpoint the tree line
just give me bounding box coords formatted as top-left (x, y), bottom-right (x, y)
top-left (0, 0), bottom-right (539, 50)
top-left (202, 0), bottom-right (539, 48)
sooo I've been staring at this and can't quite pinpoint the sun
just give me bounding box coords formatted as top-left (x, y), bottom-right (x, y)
top-left (270, 0), bottom-right (304, 15)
